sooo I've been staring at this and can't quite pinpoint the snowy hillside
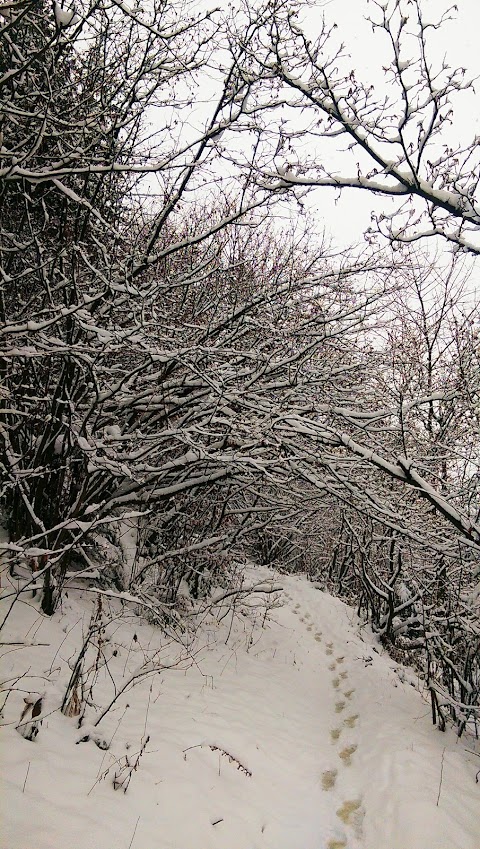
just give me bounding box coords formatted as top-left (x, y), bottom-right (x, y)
top-left (1, 567), bottom-right (478, 849)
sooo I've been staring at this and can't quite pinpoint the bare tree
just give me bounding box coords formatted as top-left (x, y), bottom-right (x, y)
top-left (199, 0), bottom-right (480, 550)
top-left (1, 0), bottom-right (479, 733)
top-left (0, 0), bottom-right (396, 617)
top-left (0, 0), bottom-right (285, 611)
top-left (229, 0), bottom-right (480, 254)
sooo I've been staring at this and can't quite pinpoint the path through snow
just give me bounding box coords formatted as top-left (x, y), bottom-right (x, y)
top-left (1, 567), bottom-right (479, 849)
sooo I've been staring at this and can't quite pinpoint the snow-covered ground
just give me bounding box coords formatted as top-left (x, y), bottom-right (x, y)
top-left (1, 567), bottom-right (479, 849)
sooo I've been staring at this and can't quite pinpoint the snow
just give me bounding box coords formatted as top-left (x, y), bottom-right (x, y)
top-left (1, 567), bottom-right (479, 849)
top-left (26, 320), bottom-right (45, 331)
top-left (77, 435), bottom-right (94, 452)
top-left (118, 517), bottom-right (138, 585)
top-left (54, 3), bottom-right (77, 27)
top-left (104, 424), bottom-right (122, 440)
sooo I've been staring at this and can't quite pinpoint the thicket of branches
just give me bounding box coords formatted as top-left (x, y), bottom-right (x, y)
top-left (1, 0), bottom-right (479, 734)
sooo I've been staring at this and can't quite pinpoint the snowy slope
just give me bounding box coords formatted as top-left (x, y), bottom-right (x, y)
top-left (1, 567), bottom-right (479, 849)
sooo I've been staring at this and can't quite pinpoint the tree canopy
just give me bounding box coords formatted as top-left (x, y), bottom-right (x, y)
top-left (1, 0), bottom-right (479, 732)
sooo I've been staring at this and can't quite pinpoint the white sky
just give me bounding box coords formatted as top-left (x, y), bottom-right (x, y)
top-left (303, 0), bottom-right (480, 249)
top-left (144, 0), bottom-right (480, 261)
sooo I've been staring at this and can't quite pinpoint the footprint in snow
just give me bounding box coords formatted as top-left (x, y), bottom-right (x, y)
top-left (332, 677), bottom-right (340, 689)
top-left (339, 744), bottom-right (357, 766)
top-left (327, 840), bottom-right (347, 849)
top-left (339, 671), bottom-right (348, 680)
top-left (328, 662), bottom-right (337, 671)
top-left (343, 714), bottom-right (359, 728)
top-left (321, 768), bottom-right (338, 790)
top-left (314, 633), bottom-right (322, 642)
top-left (307, 625), bottom-right (313, 632)
top-left (337, 798), bottom-right (362, 826)
top-left (304, 612), bottom-right (311, 619)
top-left (326, 647), bottom-right (333, 656)
top-left (330, 728), bottom-right (342, 742)
top-left (344, 689), bottom-right (355, 700)
top-left (337, 798), bottom-right (364, 840)
top-left (335, 700), bottom-right (346, 713)
top-left (336, 656), bottom-right (345, 663)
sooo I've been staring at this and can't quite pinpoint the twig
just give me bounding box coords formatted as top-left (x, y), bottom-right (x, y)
top-left (128, 816), bottom-right (140, 849)
top-left (183, 743), bottom-right (252, 777)
top-left (465, 748), bottom-right (480, 783)
top-left (436, 747), bottom-right (446, 806)
top-left (93, 654), bottom-right (188, 727)
top-left (123, 634), bottom-right (137, 678)
top-left (210, 745), bottom-right (252, 776)
top-left (113, 735), bottom-right (150, 792)
top-left (47, 616), bottom-right (81, 675)
top-left (22, 762), bottom-right (30, 793)
top-left (143, 684), bottom-right (152, 737)
top-left (465, 748), bottom-right (480, 758)
top-left (88, 705), bottom-right (129, 794)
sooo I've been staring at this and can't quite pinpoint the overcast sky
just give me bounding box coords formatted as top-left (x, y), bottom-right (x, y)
top-left (147, 0), bottom-right (480, 258)
top-left (303, 0), bottom-right (480, 249)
